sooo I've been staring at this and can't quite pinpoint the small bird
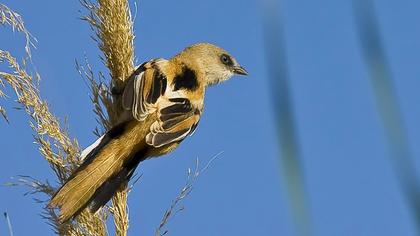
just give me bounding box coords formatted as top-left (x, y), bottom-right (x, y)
top-left (48, 43), bottom-right (247, 222)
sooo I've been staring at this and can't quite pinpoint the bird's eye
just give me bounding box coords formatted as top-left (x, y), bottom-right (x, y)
top-left (220, 54), bottom-right (233, 66)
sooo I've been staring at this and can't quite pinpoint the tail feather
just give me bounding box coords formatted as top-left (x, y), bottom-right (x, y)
top-left (89, 167), bottom-right (132, 213)
top-left (90, 148), bottom-right (146, 213)
top-left (50, 148), bottom-right (125, 222)
top-left (49, 122), bottom-right (146, 223)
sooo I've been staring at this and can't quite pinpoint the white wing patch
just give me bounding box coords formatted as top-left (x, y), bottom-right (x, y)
top-left (80, 134), bottom-right (105, 161)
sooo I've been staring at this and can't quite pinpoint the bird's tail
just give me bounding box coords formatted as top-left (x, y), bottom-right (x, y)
top-left (48, 123), bottom-right (146, 223)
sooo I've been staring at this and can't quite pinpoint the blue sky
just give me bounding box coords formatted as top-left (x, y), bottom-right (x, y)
top-left (1, 0), bottom-right (420, 235)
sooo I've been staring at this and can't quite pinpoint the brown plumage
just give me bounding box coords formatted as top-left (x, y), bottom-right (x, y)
top-left (48, 43), bottom-right (247, 223)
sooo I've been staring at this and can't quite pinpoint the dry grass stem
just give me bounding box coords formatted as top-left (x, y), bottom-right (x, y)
top-left (156, 152), bottom-right (224, 236)
top-left (80, 0), bottom-right (135, 235)
top-left (1, 5), bottom-right (107, 235)
top-left (3, 212), bottom-right (14, 236)
top-left (0, 50), bottom-right (108, 235)
top-left (0, 105), bottom-right (8, 123)
top-left (111, 183), bottom-right (130, 236)
top-left (76, 57), bottom-right (113, 134)
top-left (0, 50), bottom-right (78, 172)
top-left (0, 3), bottom-right (36, 59)
top-left (80, 0), bottom-right (135, 122)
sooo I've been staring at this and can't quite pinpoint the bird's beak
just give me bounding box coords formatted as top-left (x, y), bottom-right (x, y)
top-left (233, 66), bottom-right (248, 76)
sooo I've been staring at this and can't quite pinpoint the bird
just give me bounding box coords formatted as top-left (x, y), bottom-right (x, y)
top-left (48, 42), bottom-right (248, 223)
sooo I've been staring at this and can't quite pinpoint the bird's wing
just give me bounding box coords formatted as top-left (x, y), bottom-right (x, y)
top-left (146, 97), bottom-right (201, 147)
top-left (122, 59), bottom-right (167, 121)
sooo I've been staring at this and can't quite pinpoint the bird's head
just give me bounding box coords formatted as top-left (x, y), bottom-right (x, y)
top-left (173, 43), bottom-right (248, 86)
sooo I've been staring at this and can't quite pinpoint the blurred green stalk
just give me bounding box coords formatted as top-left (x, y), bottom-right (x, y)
top-left (353, 0), bottom-right (420, 233)
top-left (261, 1), bottom-right (313, 235)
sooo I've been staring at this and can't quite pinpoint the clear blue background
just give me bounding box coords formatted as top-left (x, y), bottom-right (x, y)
top-left (1, 0), bottom-right (420, 235)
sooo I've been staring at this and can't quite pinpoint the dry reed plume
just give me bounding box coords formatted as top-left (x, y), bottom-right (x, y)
top-left (1, 1), bottom-right (134, 235)
top-left (80, 1), bottom-right (135, 235)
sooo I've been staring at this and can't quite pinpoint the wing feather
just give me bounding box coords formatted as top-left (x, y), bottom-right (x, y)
top-left (122, 60), bottom-right (202, 148)
top-left (146, 98), bottom-right (201, 147)
top-left (122, 61), bottom-right (167, 121)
